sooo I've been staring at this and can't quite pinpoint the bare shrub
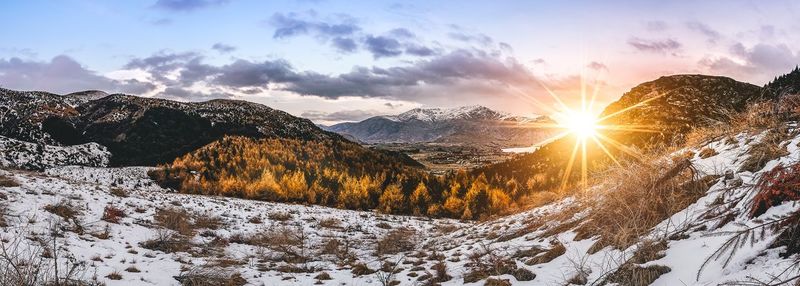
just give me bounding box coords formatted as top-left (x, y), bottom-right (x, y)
top-left (193, 215), bottom-right (225, 230)
top-left (376, 228), bottom-right (417, 255)
top-left (1, 230), bottom-right (95, 286)
top-left (256, 226), bottom-right (309, 265)
top-left (154, 208), bottom-right (194, 236)
top-left (268, 211), bottom-right (292, 222)
top-left (319, 237), bottom-right (355, 264)
top-left (463, 244), bottom-right (518, 283)
top-left (109, 187), bottom-right (128, 198)
top-left (317, 217), bottom-right (341, 229)
top-left (139, 230), bottom-right (192, 253)
top-left (174, 266), bottom-right (247, 286)
top-left (44, 201), bottom-right (81, 220)
top-left (102, 205), bottom-right (126, 223)
top-left (0, 175), bottom-right (20, 187)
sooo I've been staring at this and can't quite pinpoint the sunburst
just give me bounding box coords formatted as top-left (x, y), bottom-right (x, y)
top-left (508, 71), bottom-right (660, 191)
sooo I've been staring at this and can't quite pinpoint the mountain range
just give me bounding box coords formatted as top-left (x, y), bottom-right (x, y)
top-left (324, 105), bottom-right (555, 146)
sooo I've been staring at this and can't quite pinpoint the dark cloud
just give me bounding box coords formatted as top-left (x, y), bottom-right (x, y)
top-left (384, 102), bottom-right (401, 109)
top-left (285, 49), bottom-right (531, 98)
top-left (270, 12), bottom-right (360, 39)
top-left (331, 37), bottom-right (358, 53)
top-left (686, 21), bottom-right (721, 44)
top-left (364, 35), bottom-right (403, 58)
top-left (0, 55), bottom-right (155, 95)
top-left (627, 37), bottom-right (682, 55)
top-left (587, 61), bottom-right (609, 71)
top-left (211, 43), bottom-right (236, 53)
top-left (152, 0), bottom-right (230, 11)
top-left (212, 59), bottom-right (298, 87)
top-left (699, 43), bottom-right (800, 83)
top-left (120, 48), bottom-right (534, 102)
top-left (301, 109), bottom-right (383, 122)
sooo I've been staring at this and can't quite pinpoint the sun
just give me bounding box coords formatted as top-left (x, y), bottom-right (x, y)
top-left (505, 68), bottom-right (662, 191)
top-left (563, 110), bottom-right (599, 139)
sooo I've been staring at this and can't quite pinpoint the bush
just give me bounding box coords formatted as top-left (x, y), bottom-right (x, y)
top-left (376, 228), bottom-right (416, 255)
top-left (140, 230), bottom-right (192, 253)
top-left (102, 205), bottom-right (126, 223)
top-left (175, 266), bottom-right (247, 286)
top-left (44, 201), bottom-right (81, 220)
top-left (750, 163), bottom-right (800, 217)
top-left (268, 211), bottom-right (292, 222)
top-left (154, 208), bottom-right (194, 236)
top-left (109, 188), bottom-right (128, 198)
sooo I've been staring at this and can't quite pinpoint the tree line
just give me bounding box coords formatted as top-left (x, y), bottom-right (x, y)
top-left (148, 136), bottom-right (554, 220)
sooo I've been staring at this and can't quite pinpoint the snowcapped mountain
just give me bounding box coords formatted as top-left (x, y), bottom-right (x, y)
top-left (326, 105), bottom-right (555, 146)
top-left (386, 105), bottom-right (511, 122)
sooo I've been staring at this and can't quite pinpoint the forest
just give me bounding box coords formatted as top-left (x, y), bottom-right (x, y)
top-left (148, 136), bottom-right (553, 219)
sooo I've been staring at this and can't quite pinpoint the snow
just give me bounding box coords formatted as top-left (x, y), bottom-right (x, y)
top-left (1, 127), bottom-right (799, 285)
top-left (385, 105), bottom-right (515, 122)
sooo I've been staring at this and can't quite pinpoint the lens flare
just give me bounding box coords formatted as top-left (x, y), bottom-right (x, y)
top-left (507, 68), bottom-right (659, 191)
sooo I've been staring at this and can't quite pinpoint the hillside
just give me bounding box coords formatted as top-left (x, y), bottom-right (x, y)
top-left (476, 74), bottom-right (767, 191)
top-left (326, 105), bottom-right (555, 146)
top-left (0, 88), bottom-right (364, 166)
top-left (1, 114), bottom-right (798, 285)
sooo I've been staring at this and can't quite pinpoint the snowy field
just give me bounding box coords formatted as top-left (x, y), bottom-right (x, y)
top-left (0, 129), bottom-right (799, 285)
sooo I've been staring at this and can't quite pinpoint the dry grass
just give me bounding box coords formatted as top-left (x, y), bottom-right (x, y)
top-left (102, 205), bottom-right (126, 223)
top-left (109, 187), bottom-right (128, 198)
top-left (317, 217), bottom-right (341, 229)
top-left (154, 208), bottom-right (194, 236)
top-left (193, 215), bottom-right (225, 230)
top-left (140, 230), bottom-right (192, 253)
top-left (175, 266), bottom-right (247, 286)
top-left (685, 101), bottom-right (782, 148)
top-left (256, 226), bottom-right (309, 264)
top-left (268, 211), bottom-right (293, 222)
top-left (376, 228), bottom-right (417, 255)
top-left (0, 175), bottom-right (20, 187)
top-left (739, 126), bottom-right (792, 173)
top-left (43, 201), bottom-right (80, 220)
top-left (525, 241), bottom-right (565, 265)
top-left (575, 157), bottom-right (716, 252)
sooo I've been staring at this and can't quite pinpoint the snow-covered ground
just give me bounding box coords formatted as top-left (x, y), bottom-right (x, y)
top-left (1, 128), bottom-right (799, 285)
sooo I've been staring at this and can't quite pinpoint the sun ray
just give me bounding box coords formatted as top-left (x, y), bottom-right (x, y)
top-left (560, 137), bottom-right (582, 190)
top-left (597, 92), bottom-right (667, 122)
top-left (591, 135), bottom-right (622, 167)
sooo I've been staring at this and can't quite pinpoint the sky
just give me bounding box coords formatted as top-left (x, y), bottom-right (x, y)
top-left (1, 0), bottom-right (799, 125)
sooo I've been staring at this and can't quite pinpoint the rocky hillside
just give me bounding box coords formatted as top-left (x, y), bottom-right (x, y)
top-left (599, 74), bottom-right (763, 146)
top-left (326, 105), bottom-right (555, 146)
top-left (0, 135), bottom-right (109, 170)
top-left (0, 88), bottom-right (352, 166)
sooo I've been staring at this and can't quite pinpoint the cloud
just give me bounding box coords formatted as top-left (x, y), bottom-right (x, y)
top-left (330, 37), bottom-right (358, 53)
top-left (364, 35), bottom-right (403, 58)
top-left (0, 55), bottom-right (155, 94)
top-left (587, 61), bottom-right (609, 71)
top-left (119, 47), bottom-right (534, 102)
top-left (699, 43), bottom-right (800, 83)
top-left (627, 37), bottom-right (682, 55)
top-left (448, 31), bottom-right (493, 46)
top-left (686, 21), bottom-right (721, 44)
top-left (152, 0), bottom-right (230, 11)
top-left (301, 109), bottom-right (384, 122)
top-left (270, 12), bottom-right (360, 39)
top-left (211, 43), bottom-right (236, 53)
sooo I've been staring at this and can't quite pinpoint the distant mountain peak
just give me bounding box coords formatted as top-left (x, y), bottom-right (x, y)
top-left (387, 105), bottom-right (513, 122)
